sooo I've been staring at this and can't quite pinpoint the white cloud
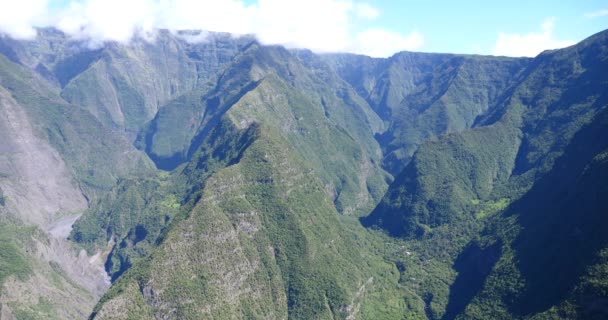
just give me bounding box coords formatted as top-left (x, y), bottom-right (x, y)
top-left (354, 3), bottom-right (380, 20)
top-left (157, 0), bottom-right (256, 35)
top-left (56, 0), bottom-right (160, 45)
top-left (253, 0), bottom-right (354, 53)
top-left (0, 0), bottom-right (49, 39)
top-left (584, 9), bottom-right (608, 19)
top-left (352, 29), bottom-right (424, 57)
top-left (492, 18), bottom-right (575, 57)
top-left (0, 0), bottom-right (423, 57)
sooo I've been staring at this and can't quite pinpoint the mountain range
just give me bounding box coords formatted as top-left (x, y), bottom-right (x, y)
top-left (0, 27), bottom-right (606, 319)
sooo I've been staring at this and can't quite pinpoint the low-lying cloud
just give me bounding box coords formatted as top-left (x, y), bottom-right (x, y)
top-left (353, 28), bottom-right (424, 57)
top-left (0, 0), bottom-right (49, 39)
top-left (0, 0), bottom-right (424, 58)
top-left (492, 18), bottom-right (575, 57)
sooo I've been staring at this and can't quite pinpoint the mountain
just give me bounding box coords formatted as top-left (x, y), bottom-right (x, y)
top-left (362, 29), bottom-right (608, 319)
top-left (451, 99), bottom-right (608, 320)
top-left (323, 52), bottom-right (530, 175)
top-left (0, 30), bottom-right (166, 316)
top-left (0, 27), bottom-right (606, 319)
top-left (363, 29), bottom-right (608, 237)
top-left (80, 42), bottom-right (412, 319)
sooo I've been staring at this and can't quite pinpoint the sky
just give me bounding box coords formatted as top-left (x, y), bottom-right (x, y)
top-left (0, 0), bottom-right (606, 57)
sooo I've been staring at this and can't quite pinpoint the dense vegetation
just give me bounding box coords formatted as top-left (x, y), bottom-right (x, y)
top-left (362, 29), bottom-right (608, 319)
top-left (0, 26), bottom-right (606, 319)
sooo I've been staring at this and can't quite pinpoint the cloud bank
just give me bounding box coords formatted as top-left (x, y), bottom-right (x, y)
top-left (0, 0), bottom-right (424, 57)
top-left (0, 0), bottom-right (49, 39)
top-left (584, 9), bottom-right (608, 19)
top-left (492, 18), bottom-right (575, 57)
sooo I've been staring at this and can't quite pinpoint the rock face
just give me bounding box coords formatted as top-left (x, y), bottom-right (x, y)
top-left (0, 27), bottom-right (607, 320)
top-left (0, 76), bottom-right (106, 319)
top-left (0, 30), bottom-right (152, 318)
top-left (0, 87), bottom-right (86, 226)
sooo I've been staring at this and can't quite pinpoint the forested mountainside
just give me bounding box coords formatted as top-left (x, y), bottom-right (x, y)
top-left (0, 27), bottom-right (606, 319)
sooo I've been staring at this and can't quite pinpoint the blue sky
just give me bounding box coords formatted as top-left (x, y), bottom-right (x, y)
top-left (1, 0), bottom-right (607, 57)
top-left (345, 0), bottom-right (608, 54)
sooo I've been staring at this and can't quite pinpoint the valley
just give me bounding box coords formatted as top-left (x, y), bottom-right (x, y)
top-left (0, 27), bottom-right (606, 319)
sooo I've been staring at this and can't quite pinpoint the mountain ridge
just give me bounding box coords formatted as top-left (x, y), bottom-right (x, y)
top-left (0, 27), bottom-right (606, 319)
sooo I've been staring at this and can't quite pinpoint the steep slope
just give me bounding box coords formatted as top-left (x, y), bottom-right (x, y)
top-left (64, 45), bottom-right (408, 320)
top-left (0, 85), bottom-right (100, 319)
top-left (70, 118), bottom-right (257, 282)
top-left (451, 106), bottom-right (608, 319)
top-left (69, 43), bottom-right (394, 290)
top-left (0, 37), bottom-right (154, 318)
top-left (0, 51), bottom-right (153, 194)
top-left (325, 52), bottom-right (529, 174)
top-left (364, 29), bottom-right (608, 238)
top-left (362, 29), bottom-right (608, 319)
top-left (0, 28), bottom-right (253, 135)
top-left (137, 43), bottom-right (389, 215)
top-left (92, 118), bottom-right (423, 320)
top-left (61, 31), bottom-right (251, 134)
top-left (57, 42), bottom-right (406, 320)
top-left (0, 85), bottom-right (86, 227)
top-left (1, 25), bottom-right (606, 320)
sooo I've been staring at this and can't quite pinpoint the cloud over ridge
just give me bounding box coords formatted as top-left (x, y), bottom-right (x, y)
top-left (492, 17), bottom-right (575, 57)
top-left (0, 0), bottom-right (424, 57)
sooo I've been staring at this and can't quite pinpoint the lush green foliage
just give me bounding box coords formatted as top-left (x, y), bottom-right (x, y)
top-left (72, 118), bottom-right (259, 281)
top-left (325, 52), bottom-right (530, 175)
top-left (1, 26), bottom-right (607, 320)
top-left (455, 107), bottom-right (608, 320)
top-left (363, 29), bottom-right (608, 319)
top-left (92, 29), bottom-right (608, 320)
top-left (93, 123), bottom-right (424, 319)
